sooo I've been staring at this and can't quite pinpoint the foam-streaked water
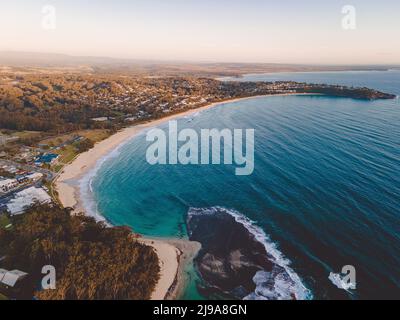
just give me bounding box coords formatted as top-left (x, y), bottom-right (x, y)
top-left (86, 71), bottom-right (400, 300)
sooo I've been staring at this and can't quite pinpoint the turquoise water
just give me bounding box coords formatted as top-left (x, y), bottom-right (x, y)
top-left (86, 71), bottom-right (400, 300)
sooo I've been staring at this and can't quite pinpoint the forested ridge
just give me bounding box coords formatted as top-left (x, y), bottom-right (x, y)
top-left (0, 204), bottom-right (160, 300)
top-left (1, 73), bottom-right (393, 134)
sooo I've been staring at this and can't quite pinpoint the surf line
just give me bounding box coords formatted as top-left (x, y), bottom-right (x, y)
top-left (145, 120), bottom-right (255, 176)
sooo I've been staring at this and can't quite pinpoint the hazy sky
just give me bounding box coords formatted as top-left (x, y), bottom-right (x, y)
top-left (1, 0), bottom-right (399, 64)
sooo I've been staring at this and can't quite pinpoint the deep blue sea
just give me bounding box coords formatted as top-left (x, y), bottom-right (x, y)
top-left (83, 70), bottom-right (400, 300)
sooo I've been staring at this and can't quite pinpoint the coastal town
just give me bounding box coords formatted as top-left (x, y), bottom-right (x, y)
top-left (0, 70), bottom-right (397, 300)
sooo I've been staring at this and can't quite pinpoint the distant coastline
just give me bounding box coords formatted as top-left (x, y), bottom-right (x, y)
top-left (1, 52), bottom-right (396, 78)
top-left (216, 69), bottom-right (393, 81)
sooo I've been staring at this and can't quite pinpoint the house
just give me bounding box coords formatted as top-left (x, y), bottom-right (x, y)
top-left (0, 179), bottom-right (19, 193)
top-left (6, 186), bottom-right (52, 215)
top-left (16, 172), bottom-right (42, 184)
top-left (0, 269), bottom-right (28, 288)
top-left (16, 175), bottom-right (28, 184)
top-left (0, 269), bottom-right (31, 300)
top-left (25, 172), bottom-right (43, 182)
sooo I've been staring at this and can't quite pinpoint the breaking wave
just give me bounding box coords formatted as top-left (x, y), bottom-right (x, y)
top-left (78, 134), bottom-right (141, 224)
top-left (189, 206), bottom-right (313, 300)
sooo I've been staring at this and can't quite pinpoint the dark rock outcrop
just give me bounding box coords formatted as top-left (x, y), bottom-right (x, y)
top-left (187, 207), bottom-right (310, 300)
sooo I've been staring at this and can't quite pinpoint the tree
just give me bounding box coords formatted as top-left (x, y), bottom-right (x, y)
top-left (0, 204), bottom-right (160, 300)
top-left (75, 139), bottom-right (94, 153)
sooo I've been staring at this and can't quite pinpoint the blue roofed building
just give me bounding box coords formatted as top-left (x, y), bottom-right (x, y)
top-left (34, 153), bottom-right (59, 166)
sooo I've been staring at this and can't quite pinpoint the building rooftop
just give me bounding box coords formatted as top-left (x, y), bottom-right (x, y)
top-left (0, 269), bottom-right (28, 288)
top-left (34, 153), bottom-right (59, 164)
top-left (0, 179), bottom-right (18, 188)
top-left (6, 187), bottom-right (51, 215)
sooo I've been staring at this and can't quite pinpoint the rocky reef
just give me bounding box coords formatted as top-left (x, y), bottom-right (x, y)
top-left (186, 207), bottom-right (311, 300)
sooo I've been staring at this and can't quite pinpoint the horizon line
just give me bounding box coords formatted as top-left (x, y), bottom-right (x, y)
top-left (1, 50), bottom-right (399, 67)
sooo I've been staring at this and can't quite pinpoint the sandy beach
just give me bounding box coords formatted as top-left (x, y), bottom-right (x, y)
top-left (54, 93), bottom-right (309, 300)
top-left (141, 238), bottom-right (201, 300)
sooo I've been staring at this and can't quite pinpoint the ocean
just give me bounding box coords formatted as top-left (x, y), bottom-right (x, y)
top-left (82, 70), bottom-right (400, 300)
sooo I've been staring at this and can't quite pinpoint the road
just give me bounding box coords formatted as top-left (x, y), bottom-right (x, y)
top-left (0, 159), bottom-right (55, 181)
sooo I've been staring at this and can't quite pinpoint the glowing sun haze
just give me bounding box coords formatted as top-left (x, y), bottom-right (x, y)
top-left (1, 0), bottom-right (399, 64)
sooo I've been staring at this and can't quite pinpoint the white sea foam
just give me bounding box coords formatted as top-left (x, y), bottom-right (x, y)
top-left (78, 135), bottom-right (137, 224)
top-left (189, 206), bottom-right (313, 300)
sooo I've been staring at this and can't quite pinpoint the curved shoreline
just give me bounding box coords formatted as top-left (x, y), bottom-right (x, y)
top-left (54, 93), bottom-right (312, 300)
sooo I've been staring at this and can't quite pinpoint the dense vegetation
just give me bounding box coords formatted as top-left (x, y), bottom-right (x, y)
top-left (75, 138), bottom-right (94, 153)
top-left (300, 85), bottom-right (396, 100)
top-left (0, 204), bottom-right (160, 300)
top-left (0, 74), bottom-right (230, 133)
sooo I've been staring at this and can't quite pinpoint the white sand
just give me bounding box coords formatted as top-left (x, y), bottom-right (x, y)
top-left (140, 238), bottom-right (181, 300)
